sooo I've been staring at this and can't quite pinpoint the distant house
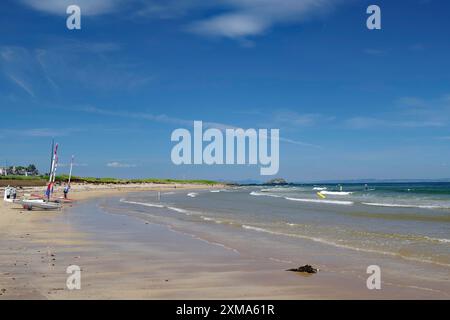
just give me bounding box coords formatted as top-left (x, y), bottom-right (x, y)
top-left (1, 164), bottom-right (39, 176)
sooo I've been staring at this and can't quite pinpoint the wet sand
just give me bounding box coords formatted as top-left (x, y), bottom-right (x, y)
top-left (0, 184), bottom-right (449, 299)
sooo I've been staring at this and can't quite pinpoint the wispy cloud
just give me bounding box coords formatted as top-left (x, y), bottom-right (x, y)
top-left (0, 128), bottom-right (78, 137)
top-left (107, 161), bottom-right (137, 168)
top-left (345, 116), bottom-right (445, 129)
top-left (397, 96), bottom-right (428, 108)
top-left (58, 162), bottom-right (88, 168)
top-left (346, 94), bottom-right (450, 129)
top-left (363, 48), bottom-right (388, 56)
top-left (8, 75), bottom-right (35, 97)
top-left (79, 106), bottom-right (319, 147)
top-left (273, 111), bottom-right (334, 127)
top-left (0, 42), bottom-right (150, 98)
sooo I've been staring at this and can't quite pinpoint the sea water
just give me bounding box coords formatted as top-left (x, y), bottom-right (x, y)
top-left (114, 183), bottom-right (450, 270)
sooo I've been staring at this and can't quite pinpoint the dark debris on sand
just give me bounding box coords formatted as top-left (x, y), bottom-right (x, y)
top-left (286, 265), bottom-right (318, 274)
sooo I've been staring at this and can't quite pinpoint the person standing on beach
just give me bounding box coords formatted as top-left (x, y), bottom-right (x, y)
top-left (63, 184), bottom-right (70, 199)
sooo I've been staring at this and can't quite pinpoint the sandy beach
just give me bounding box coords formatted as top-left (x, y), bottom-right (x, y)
top-left (1, 183), bottom-right (449, 300)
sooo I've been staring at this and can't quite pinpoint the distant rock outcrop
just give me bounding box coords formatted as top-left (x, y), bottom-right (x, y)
top-left (265, 178), bottom-right (288, 185)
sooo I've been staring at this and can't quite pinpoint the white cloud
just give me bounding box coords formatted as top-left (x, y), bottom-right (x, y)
top-left (188, 0), bottom-right (341, 39)
top-left (19, 0), bottom-right (123, 16)
top-left (189, 13), bottom-right (269, 38)
top-left (107, 162), bottom-right (137, 168)
top-left (19, 0), bottom-right (344, 40)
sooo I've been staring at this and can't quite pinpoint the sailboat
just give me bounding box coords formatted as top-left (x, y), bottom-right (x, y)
top-left (16, 141), bottom-right (62, 210)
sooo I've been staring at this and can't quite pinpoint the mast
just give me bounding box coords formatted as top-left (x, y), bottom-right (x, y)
top-left (48, 139), bottom-right (54, 180)
top-left (49, 143), bottom-right (58, 183)
top-left (68, 155), bottom-right (74, 186)
top-left (46, 143), bottom-right (58, 199)
top-left (52, 144), bottom-right (59, 184)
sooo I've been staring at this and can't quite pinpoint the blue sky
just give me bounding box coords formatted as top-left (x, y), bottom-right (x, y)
top-left (1, 0), bottom-right (450, 181)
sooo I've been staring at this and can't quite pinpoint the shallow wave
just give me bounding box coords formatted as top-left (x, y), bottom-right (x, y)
top-left (362, 202), bottom-right (450, 209)
top-left (240, 224), bottom-right (450, 267)
top-left (187, 192), bottom-right (198, 198)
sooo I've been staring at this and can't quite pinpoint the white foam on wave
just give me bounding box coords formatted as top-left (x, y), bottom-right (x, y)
top-left (251, 191), bottom-right (353, 205)
top-left (120, 199), bottom-right (165, 208)
top-left (121, 199), bottom-right (192, 215)
top-left (284, 197), bottom-right (354, 206)
top-left (242, 225), bottom-right (269, 232)
top-left (319, 191), bottom-right (352, 196)
top-left (362, 202), bottom-right (449, 209)
top-left (200, 216), bottom-right (223, 224)
top-left (313, 187), bottom-right (327, 191)
top-left (424, 236), bottom-right (450, 244)
top-left (187, 192), bottom-right (198, 198)
top-left (167, 206), bottom-right (189, 214)
top-left (250, 191), bottom-right (282, 198)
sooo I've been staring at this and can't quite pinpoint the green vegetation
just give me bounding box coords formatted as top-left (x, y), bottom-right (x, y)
top-left (1, 174), bottom-right (219, 185)
top-left (0, 175), bottom-right (46, 181)
top-left (55, 175), bottom-right (219, 185)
